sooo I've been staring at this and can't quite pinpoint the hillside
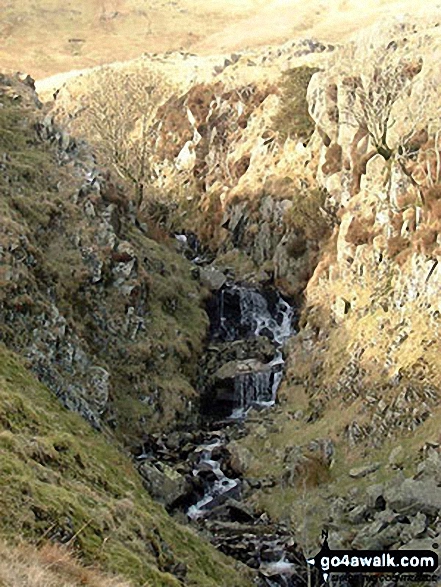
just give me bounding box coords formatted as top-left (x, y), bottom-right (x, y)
top-left (1, 0), bottom-right (439, 82)
top-left (0, 343), bottom-right (253, 586)
top-left (2, 4), bottom-right (441, 586)
top-left (0, 75), bottom-right (255, 586)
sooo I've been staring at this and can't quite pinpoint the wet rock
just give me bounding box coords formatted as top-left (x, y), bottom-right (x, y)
top-left (213, 358), bottom-right (270, 380)
top-left (206, 498), bottom-right (255, 523)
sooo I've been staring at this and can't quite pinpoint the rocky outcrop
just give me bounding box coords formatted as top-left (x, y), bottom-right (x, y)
top-left (328, 448), bottom-right (441, 559)
top-left (285, 16), bottom-right (441, 449)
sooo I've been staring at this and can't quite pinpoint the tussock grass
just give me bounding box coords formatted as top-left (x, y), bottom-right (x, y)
top-left (0, 539), bottom-right (132, 587)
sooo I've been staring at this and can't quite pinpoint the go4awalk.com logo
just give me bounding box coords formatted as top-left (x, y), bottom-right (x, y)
top-left (307, 530), bottom-right (439, 583)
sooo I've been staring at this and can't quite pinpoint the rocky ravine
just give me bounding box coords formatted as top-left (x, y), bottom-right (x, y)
top-left (2, 9), bottom-right (441, 587)
top-left (87, 13), bottom-right (441, 580)
top-left (0, 72), bottom-right (314, 586)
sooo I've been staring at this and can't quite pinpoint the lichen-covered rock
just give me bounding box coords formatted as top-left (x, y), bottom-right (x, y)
top-left (138, 462), bottom-right (192, 508)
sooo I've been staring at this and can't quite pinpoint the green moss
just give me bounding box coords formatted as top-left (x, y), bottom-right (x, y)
top-left (272, 66), bottom-right (320, 143)
top-left (0, 344), bottom-right (253, 586)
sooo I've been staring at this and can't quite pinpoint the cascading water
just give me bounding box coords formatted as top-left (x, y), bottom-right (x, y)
top-left (206, 283), bottom-right (295, 418)
top-left (185, 283), bottom-right (303, 584)
top-left (142, 237), bottom-right (311, 585)
top-left (187, 438), bottom-right (241, 520)
top-left (213, 285), bottom-right (293, 345)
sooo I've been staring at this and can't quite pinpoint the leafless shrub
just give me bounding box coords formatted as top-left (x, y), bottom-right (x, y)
top-left (82, 67), bottom-right (171, 211)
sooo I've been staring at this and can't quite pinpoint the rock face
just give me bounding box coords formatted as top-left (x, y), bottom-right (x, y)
top-left (285, 16), bottom-right (441, 450)
top-left (132, 73), bottom-right (330, 297)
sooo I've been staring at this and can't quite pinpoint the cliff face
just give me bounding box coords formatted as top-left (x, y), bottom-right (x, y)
top-left (296, 17), bottom-right (441, 441)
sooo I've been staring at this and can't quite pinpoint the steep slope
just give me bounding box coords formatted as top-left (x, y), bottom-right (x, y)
top-left (0, 344), bottom-right (253, 586)
top-left (0, 75), bottom-right (256, 587)
top-left (39, 11), bottom-right (441, 559)
top-left (0, 73), bottom-right (209, 445)
top-left (0, 539), bottom-right (131, 587)
top-left (206, 15), bottom-right (441, 553)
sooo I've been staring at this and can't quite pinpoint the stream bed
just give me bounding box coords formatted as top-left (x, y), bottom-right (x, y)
top-left (185, 278), bottom-right (309, 585)
top-left (137, 234), bottom-right (315, 585)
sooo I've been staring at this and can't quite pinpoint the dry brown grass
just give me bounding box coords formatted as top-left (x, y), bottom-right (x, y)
top-left (0, 540), bottom-right (133, 587)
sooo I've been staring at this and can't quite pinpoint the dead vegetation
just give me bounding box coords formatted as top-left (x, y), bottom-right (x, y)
top-left (284, 186), bottom-right (334, 243)
top-left (0, 540), bottom-right (132, 587)
top-left (73, 67), bottom-right (171, 210)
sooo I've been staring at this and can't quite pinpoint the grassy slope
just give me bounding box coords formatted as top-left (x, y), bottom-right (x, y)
top-left (0, 0), bottom-right (265, 79)
top-left (0, 75), bottom-right (209, 443)
top-left (0, 539), bottom-right (132, 587)
top-left (0, 74), bottom-right (253, 586)
top-left (238, 380), bottom-right (441, 551)
top-left (0, 344), bottom-right (253, 587)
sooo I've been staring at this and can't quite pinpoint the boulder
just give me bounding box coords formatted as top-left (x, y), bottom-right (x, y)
top-left (138, 462), bottom-right (191, 508)
top-left (199, 267), bottom-right (227, 291)
top-left (213, 359), bottom-right (271, 380)
top-left (400, 512), bottom-right (428, 542)
top-left (384, 478), bottom-right (441, 516)
top-left (349, 462), bottom-right (381, 478)
top-left (227, 441), bottom-right (252, 476)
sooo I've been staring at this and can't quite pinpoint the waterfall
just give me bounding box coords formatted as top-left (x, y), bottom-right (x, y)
top-left (213, 285), bottom-right (294, 345)
top-left (206, 284), bottom-right (295, 418)
top-left (186, 284), bottom-right (304, 585)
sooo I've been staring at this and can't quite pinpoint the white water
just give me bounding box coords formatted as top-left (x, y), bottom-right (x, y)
top-left (217, 285), bottom-right (294, 418)
top-left (187, 440), bottom-right (240, 520)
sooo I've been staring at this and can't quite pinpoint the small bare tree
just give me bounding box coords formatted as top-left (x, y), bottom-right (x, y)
top-left (344, 51), bottom-right (423, 161)
top-left (81, 67), bottom-right (171, 210)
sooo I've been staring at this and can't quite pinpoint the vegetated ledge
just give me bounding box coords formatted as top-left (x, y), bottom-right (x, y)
top-left (0, 344), bottom-right (253, 587)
